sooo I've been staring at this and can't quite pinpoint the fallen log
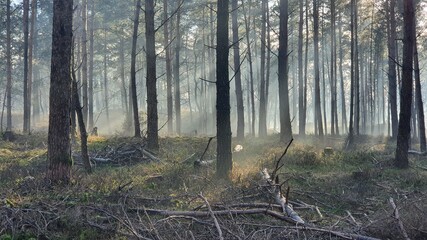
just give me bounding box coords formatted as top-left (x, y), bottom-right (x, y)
top-left (408, 150), bottom-right (427, 156)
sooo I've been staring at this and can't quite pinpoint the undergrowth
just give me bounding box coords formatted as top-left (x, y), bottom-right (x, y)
top-left (0, 133), bottom-right (426, 239)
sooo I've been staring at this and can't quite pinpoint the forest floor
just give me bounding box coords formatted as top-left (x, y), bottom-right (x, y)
top-left (0, 133), bottom-right (426, 240)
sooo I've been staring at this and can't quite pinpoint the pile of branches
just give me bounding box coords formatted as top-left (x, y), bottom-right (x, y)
top-left (87, 142), bottom-right (160, 166)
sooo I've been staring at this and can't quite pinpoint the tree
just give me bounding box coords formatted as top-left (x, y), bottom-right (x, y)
top-left (82, 0), bottom-right (88, 126)
top-left (258, 0), bottom-right (267, 137)
top-left (278, 0), bottom-right (292, 142)
top-left (298, 0), bottom-right (305, 136)
top-left (387, 0), bottom-right (398, 139)
top-left (174, 6), bottom-right (182, 135)
top-left (395, 0), bottom-right (415, 168)
top-left (313, 0), bottom-right (323, 137)
top-left (232, 0), bottom-right (244, 140)
top-left (145, 0), bottom-right (159, 150)
top-left (48, 0), bottom-right (73, 183)
top-left (163, 0), bottom-right (173, 134)
top-left (414, 37), bottom-right (426, 152)
top-left (23, 0), bottom-right (30, 133)
top-left (216, 0), bottom-right (232, 179)
top-left (6, 0), bottom-right (13, 132)
top-left (130, 0), bottom-right (142, 138)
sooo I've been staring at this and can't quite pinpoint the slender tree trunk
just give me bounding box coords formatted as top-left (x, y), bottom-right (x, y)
top-left (395, 0), bottom-right (415, 168)
top-left (174, 7), bottom-right (182, 135)
top-left (30, 0), bottom-right (38, 125)
top-left (304, 0), bottom-right (309, 134)
top-left (330, 0), bottom-right (337, 135)
top-left (119, 38), bottom-right (129, 115)
top-left (103, 27), bottom-right (110, 124)
top-left (88, 0), bottom-right (94, 129)
top-left (131, 0), bottom-right (142, 138)
top-left (347, 0), bottom-right (356, 149)
top-left (298, 0), bottom-right (305, 136)
top-left (243, 1), bottom-right (256, 136)
top-left (232, 0), bottom-right (244, 140)
top-left (216, 0), bottom-right (232, 179)
top-left (72, 61), bottom-right (91, 173)
top-left (81, 0), bottom-right (88, 126)
top-left (163, 0), bottom-right (173, 134)
top-left (6, 0), bottom-right (12, 131)
top-left (414, 38), bottom-right (426, 152)
top-left (388, 0), bottom-right (398, 139)
top-left (48, 0), bottom-right (73, 183)
top-left (145, 0), bottom-right (159, 150)
top-left (278, 0), bottom-right (292, 142)
top-left (265, 2), bottom-right (271, 130)
top-left (258, 0), bottom-right (267, 137)
top-left (354, 0), bottom-right (360, 135)
top-left (313, 0), bottom-right (323, 137)
top-left (23, 0), bottom-right (30, 133)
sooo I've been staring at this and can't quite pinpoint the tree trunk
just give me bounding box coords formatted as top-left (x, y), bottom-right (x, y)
top-left (232, 0), bottom-right (244, 140)
top-left (339, 12), bottom-right (347, 133)
top-left (216, 0), bottom-right (232, 179)
top-left (23, 0), bottom-right (30, 133)
top-left (48, 0), bottom-right (73, 183)
top-left (313, 0), bottom-right (323, 137)
top-left (30, 0), bottom-right (38, 125)
top-left (163, 0), bottom-right (173, 134)
top-left (119, 38), bottom-right (129, 116)
top-left (72, 61), bottom-right (92, 173)
top-left (278, 0), bottom-right (292, 142)
top-left (6, 0), bottom-right (13, 131)
top-left (354, 0), bottom-right (360, 135)
top-left (145, 0), bottom-right (159, 150)
top-left (130, 0), bottom-right (142, 138)
top-left (81, 0), bottom-right (88, 126)
top-left (395, 0), bottom-right (415, 168)
top-left (243, 1), bottom-right (256, 136)
top-left (258, 0), bottom-right (267, 137)
top-left (88, 0), bottom-right (94, 129)
top-left (388, 0), bottom-right (398, 139)
top-left (414, 38), bottom-right (426, 152)
top-left (298, 0), bottom-right (305, 136)
top-left (174, 7), bottom-right (182, 135)
top-left (103, 27), bottom-right (110, 124)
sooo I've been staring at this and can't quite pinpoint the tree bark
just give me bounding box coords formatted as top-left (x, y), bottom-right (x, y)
top-left (232, 0), bottom-right (244, 140)
top-left (88, 0), bottom-right (94, 129)
top-left (145, 0), bottom-right (159, 150)
top-left (298, 0), bottom-right (305, 136)
top-left (216, 0), bottom-right (232, 179)
top-left (243, 1), bottom-right (255, 136)
top-left (81, 0), bottom-right (88, 126)
top-left (388, 0), bottom-right (398, 139)
top-left (395, 0), bottom-right (415, 169)
top-left (278, 0), bottom-right (292, 142)
top-left (414, 38), bottom-right (426, 152)
top-left (131, 0), bottom-right (142, 138)
top-left (48, 0), bottom-right (73, 183)
top-left (163, 0), bottom-right (173, 134)
top-left (6, 0), bottom-right (13, 131)
top-left (23, 0), bottom-right (30, 133)
top-left (258, 0), bottom-right (267, 137)
top-left (174, 6), bottom-right (182, 135)
top-left (313, 0), bottom-right (323, 137)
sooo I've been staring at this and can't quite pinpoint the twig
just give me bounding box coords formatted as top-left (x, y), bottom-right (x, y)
top-left (199, 137), bottom-right (215, 162)
top-left (389, 197), bottom-right (411, 240)
top-left (272, 138), bottom-right (294, 178)
top-left (199, 193), bottom-right (223, 240)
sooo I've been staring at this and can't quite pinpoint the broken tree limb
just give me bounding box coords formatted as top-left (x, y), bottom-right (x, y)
top-left (261, 169), bottom-right (305, 224)
top-left (408, 150), bottom-right (427, 156)
top-left (141, 148), bottom-right (160, 162)
top-left (199, 193), bottom-right (223, 240)
top-left (129, 207), bottom-right (298, 224)
top-left (389, 197), bottom-right (411, 240)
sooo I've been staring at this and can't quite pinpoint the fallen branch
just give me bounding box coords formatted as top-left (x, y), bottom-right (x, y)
top-left (261, 169), bottom-right (305, 224)
top-left (408, 150), bottom-right (427, 156)
top-left (199, 193), bottom-right (223, 240)
top-left (141, 149), bottom-right (160, 162)
top-left (129, 207), bottom-right (298, 224)
top-left (389, 197), bottom-right (411, 240)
